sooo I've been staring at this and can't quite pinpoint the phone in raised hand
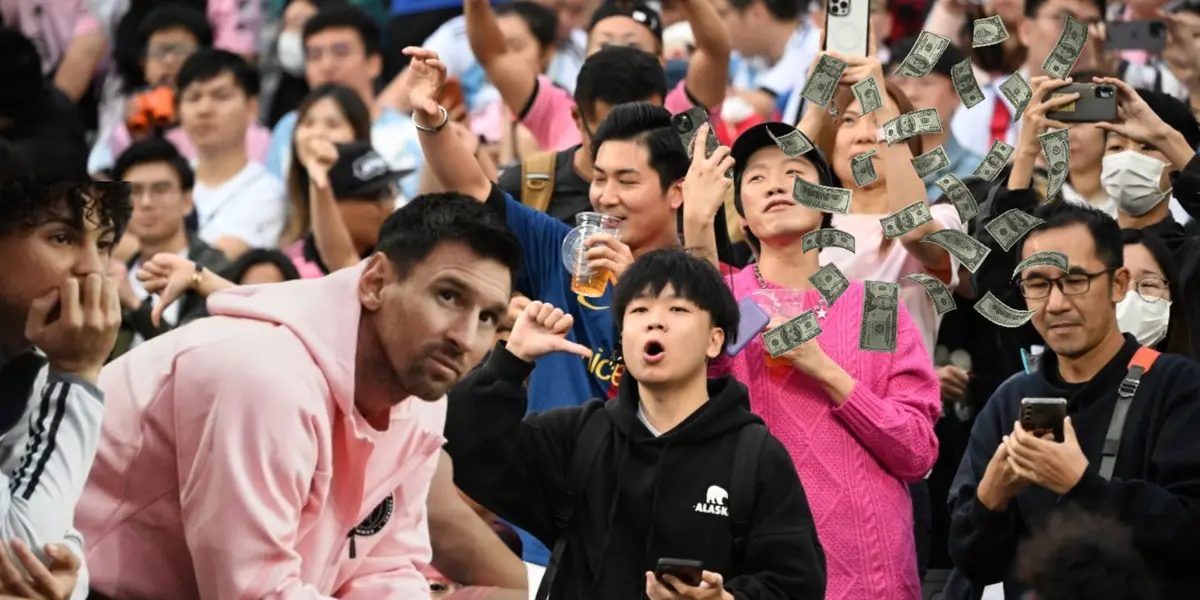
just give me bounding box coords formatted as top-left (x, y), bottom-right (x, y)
top-left (823, 0), bottom-right (871, 57)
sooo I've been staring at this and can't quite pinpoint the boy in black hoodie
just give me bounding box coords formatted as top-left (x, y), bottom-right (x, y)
top-left (445, 249), bottom-right (826, 600)
top-left (947, 201), bottom-right (1200, 599)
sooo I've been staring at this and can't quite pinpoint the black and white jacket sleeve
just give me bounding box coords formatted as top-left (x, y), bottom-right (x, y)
top-left (0, 353), bottom-right (101, 600)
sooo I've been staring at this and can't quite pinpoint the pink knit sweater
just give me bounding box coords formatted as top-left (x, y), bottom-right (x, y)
top-left (714, 269), bottom-right (941, 600)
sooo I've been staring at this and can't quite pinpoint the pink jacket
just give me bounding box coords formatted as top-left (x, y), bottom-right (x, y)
top-left (715, 272), bottom-right (941, 600)
top-left (76, 264), bottom-right (447, 599)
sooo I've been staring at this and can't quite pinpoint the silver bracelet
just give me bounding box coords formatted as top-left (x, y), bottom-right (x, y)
top-left (414, 105), bottom-right (449, 133)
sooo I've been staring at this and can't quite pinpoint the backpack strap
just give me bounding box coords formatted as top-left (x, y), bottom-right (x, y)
top-left (1099, 346), bottom-right (1161, 480)
top-left (730, 423), bottom-right (768, 565)
top-left (534, 408), bottom-right (612, 600)
top-left (520, 151), bottom-right (558, 214)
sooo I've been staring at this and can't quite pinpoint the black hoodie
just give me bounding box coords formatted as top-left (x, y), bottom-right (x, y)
top-left (445, 343), bottom-right (827, 600)
top-left (947, 334), bottom-right (1200, 599)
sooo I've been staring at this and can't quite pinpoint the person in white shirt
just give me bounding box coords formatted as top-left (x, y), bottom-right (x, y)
top-left (178, 49), bottom-right (287, 259)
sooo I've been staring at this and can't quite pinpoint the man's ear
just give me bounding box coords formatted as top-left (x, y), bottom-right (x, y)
top-left (358, 252), bottom-right (390, 311)
top-left (668, 178), bottom-right (686, 211)
top-left (706, 326), bottom-right (725, 360)
top-left (1112, 266), bottom-right (1132, 304)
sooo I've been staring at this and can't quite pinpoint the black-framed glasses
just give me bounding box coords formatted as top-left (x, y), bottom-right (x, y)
top-left (1019, 268), bottom-right (1114, 299)
top-left (1132, 276), bottom-right (1170, 303)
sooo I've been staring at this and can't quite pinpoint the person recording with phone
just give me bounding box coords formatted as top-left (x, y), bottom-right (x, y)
top-left (947, 201), bottom-right (1200, 599)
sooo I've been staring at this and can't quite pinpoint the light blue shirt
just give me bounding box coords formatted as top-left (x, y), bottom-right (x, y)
top-left (266, 107), bottom-right (424, 202)
top-left (924, 134), bottom-right (985, 202)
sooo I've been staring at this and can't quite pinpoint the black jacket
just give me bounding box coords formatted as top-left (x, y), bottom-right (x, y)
top-left (445, 343), bottom-right (827, 600)
top-left (947, 334), bottom-right (1200, 599)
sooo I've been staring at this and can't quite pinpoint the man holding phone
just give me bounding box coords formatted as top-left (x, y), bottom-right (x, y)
top-left (947, 201), bottom-right (1200, 599)
top-left (0, 169), bottom-right (131, 600)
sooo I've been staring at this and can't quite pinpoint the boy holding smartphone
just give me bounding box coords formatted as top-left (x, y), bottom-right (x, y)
top-left (444, 249), bottom-right (826, 600)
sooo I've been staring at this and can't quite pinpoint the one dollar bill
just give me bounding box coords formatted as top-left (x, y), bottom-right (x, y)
top-left (801, 227), bottom-right (856, 254)
top-left (763, 310), bottom-right (823, 358)
top-left (922, 229), bottom-right (993, 273)
top-left (973, 139), bottom-right (1015, 181)
top-left (810, 262), bottom-right (851, 307)
top-left (974, 291), bottom-right (1036, 328)
top-left (881, 201), bottom-right (934, 239)
top-left (904, 272), bottom-right (957, 315)
top-left (1012, 250), bottom-right (1068, 279)
top-left (794, 176), bottom-right (853, 215)
top-left (985, 208), bottom-right (1045, 252)
top-left (860, 280), bottom-right (899, 353)
top-left (894, 31), bottom-right (951, 78)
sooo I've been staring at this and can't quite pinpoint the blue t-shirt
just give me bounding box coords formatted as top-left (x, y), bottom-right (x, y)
top-left (484, 185), bottom-right (624, 565)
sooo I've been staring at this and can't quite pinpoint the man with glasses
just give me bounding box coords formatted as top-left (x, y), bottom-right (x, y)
top-left (109, 138), bottom-right (229, 356)
top-left (947, 201), bottom-right (1200, 599)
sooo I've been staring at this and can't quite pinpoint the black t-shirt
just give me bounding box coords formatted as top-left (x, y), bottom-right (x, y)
top-left (497, 145), bottom-right (591, 226)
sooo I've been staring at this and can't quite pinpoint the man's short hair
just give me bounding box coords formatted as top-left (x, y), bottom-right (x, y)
top-left (1016, 201), bottom-right (1123, 270)
top-left (574, 46), bottom-right (669, 121)
top-left (303, 5), bottom-right (382, 56)
top-left (726, 0), bottom-right (803, 21)
top-left (138, 4), bottom-right (214, 49)
top-left (113, 138), bottom-right (196, 191)
top-left (495, 1), bottom-right (558, 51)
top-left (1017, 509), bottom-right (1158, 600)
top-left (589, 102), bottom-right (689, 193)
top-left (612, 248), bottom-right (740, 355)
top-left (1024, 0), bottom-right (1104, 18)
top-left (0, 28), bottom-right (49, 126)
top-left (0, 179), bottom-right (132, 240)
top-left (376, 193), bottom-right (523, 287)
top-left (176, 49), bottom-right (260, 98)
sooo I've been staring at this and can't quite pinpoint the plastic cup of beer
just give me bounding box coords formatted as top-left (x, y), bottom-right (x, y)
top-left (561, 212), bottom-right (623, 297)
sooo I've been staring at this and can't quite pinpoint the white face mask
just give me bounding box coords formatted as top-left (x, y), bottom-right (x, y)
top-left (1101, 151), bottom-right (1170, 216)
top-left (277, 31), bottom-right (305, 77)
top-left (1116, 289), bottom-right (1171, 347)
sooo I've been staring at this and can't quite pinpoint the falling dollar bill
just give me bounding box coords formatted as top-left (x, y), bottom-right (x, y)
top-left (801, 228), bottom-right (857, 254)
top-left (1040, 128), bottom-right (1071, 200)
top-left (810, 263), bottom-right (851, 307)
top-left (850, 150), bottom-right (879, 187)
top-left (794, 176), bottom-right (853, 215)
top-left (935, 173), bottom-right (979, 222)
top-left (922, 229), bottom-right (993, 273)
top-left (998, 72), bottom-right (1033, 122)
top-left (802, 53), bottom-right (849, 109)
top-left (972, 15), bottom-right (1009, 47)
top-left (852, 75), bottom-right (884, 116)
top-left (882, 108), bottom-right (942, 146)
top-left (985, 208), bottom-right (1045, 252)
top-left (974, 291), bottom-right (1036, 328)
top-left (894, 31), bottom-right (951, 78)
top-left (1012, 250), bottom-right (1068, 279)
top-left (1042, 15), bottom-right (1089, 79)
top-left (769, 127), bottom-right (814, 157)
top-left (881, 201), bottom-right (934, 239)
top-left (860, 280), bottom-right (899, 353)
top-left (973, 139), bottom-right (1015, 181)
top-left (912, 145), bottom-right (952, 178)
top-left (763, 309), bottom-right (823, 358)
top-left (951, 58), bottom-right (985, 109)
top-left (904, 272), bottom-right (957, 315)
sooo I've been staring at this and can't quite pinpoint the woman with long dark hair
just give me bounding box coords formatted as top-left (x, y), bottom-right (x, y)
top-left (1120, 228), bottom-right (1198, 359)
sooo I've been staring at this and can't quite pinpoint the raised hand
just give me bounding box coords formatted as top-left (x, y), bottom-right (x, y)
top-left (299, 136), bottom-right (339, 190)
top-left (135, 252), bottom-right (196, 327)
top-left (1092, 76), bottom-right (1174, 145)
top-left (403, 46), bottom-right (448, 125)
top-left (505, 301), bottom-right (593, 363)
top-left (583, 232), bottom-right (635, 280)
top-left (681, 124), bottom-right (735, 223)
top-left (0, 540), bottom-right (80, 600)
top-left (25, 274), bottom-right (120, 384)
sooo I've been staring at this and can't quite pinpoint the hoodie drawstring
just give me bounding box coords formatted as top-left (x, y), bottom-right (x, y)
top-left (641, 442), bottom-right (670, 577)
top-left (589, 432), bottom-right (631, 594)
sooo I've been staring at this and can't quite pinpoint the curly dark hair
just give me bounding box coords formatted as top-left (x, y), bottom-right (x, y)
top-left (1017, 509), bottom-right (1158, 600)
top-left (0, 179), bottom-right (133, 240)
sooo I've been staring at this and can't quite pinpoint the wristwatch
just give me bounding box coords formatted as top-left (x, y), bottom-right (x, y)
top-left (189, 262), bottom-right (204, 290)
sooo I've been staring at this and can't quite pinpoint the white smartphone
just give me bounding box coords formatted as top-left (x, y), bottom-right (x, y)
top-left (823, 0), bottom-right (871, 57)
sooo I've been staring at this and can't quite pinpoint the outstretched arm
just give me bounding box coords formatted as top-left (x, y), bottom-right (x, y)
top-left (679, 0), bottom-right (732, 109)
top-left (465, 0), bottom-right (538, 117)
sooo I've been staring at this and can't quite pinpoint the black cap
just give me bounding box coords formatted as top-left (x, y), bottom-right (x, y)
top-left (328, 142), bottom-right (407, 200)
top-left (730, 122), bottom-right (838, 215)
top-left (588, 2), bottom-right (664, 41)
top-left (887, 36), bottom-right (970, 78)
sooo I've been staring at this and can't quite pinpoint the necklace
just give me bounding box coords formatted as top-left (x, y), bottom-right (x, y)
top-left (753, 265), bottom-right (829, 320)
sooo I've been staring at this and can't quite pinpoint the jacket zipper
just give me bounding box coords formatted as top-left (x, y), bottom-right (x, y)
top-left (347, 531), bottom-right (357, 559)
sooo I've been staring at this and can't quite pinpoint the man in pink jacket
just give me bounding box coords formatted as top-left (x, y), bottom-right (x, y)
top-left (75, 193), bottom-right (524, 599)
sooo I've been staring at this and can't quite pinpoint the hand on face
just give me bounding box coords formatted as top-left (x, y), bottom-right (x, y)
top-left (403, 46), bottom-right (448, 124)
top-left (645, 570), bottom-right (729, 600)
top-left (25, 274), bottom-right (121, 384)
top-left (0, 540), bottom-right (80, 600)
top-left (681, 124), bottom-right (735, 223)
top-left (505, 301), bottom-right (593, 363)
top-left (1004, 418), bottom-right (1089, 495)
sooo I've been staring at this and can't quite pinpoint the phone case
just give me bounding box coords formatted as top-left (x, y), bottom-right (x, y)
top-left (727, 297), bottom-right (770, 357)
top-left (1044, 84), bottom-right (1119, 123)
top-left (655, 558), bottom-right (705, 587)
top-left (1020, 398), bottom-right (1067, 440)
top-left (1105, 20), bottom-right (1167, 52)
top-left (672, 106), bottom-right (712, 159)
top-left (823, 0), bottom-right (871, 57)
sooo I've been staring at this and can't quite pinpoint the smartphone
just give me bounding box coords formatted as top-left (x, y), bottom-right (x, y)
top-left (727, 296), bottom-right (770, 357)
top-left (823, 0), bottom-right (871, 57)
top-left (1044, 83), bottom-right (1118, 123)
top-left (1105, 20), bottom-right (1167, 52)
top-left (672, 106), bottom-right (718, 160)
top-left (655, 558), bottom-right (704, 591)
top-left (1020, 397), bottom-right (1068, 441)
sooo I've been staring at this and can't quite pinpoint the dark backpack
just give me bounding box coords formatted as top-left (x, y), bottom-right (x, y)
top-left (534, 409), bottom-right (768, 600)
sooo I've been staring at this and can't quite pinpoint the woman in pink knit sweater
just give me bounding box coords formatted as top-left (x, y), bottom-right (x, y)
top-left (683, 123), bottom-right (941, 600)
